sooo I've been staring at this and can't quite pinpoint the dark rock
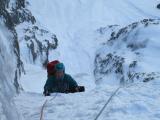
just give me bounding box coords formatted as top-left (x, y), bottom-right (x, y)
top-left (16, 0), bottom-right (25, 8)
top-left (10, 8), bottom-right (36, 25)
top-left (157, 4), bottom-right (160, 9)
top-left (129, 61), bottom-right (137, 68)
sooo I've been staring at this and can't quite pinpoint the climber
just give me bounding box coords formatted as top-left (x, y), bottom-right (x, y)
top-left (43, 61), bottom-right (84, 96)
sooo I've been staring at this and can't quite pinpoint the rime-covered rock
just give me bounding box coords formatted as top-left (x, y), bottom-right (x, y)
top-left (94, 19), bottom-right (160, 85)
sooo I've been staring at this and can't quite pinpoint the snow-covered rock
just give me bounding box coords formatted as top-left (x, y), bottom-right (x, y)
top-left (16, 23), bottom-right (58, 66)
top-left (95, 19), bottom-right (160, 85)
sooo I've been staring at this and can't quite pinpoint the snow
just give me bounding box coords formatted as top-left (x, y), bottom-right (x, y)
top-left (15, 85), bottom-right (119, 120)
top-left (13, 0), bottom-right (160, 120)
top-left (105, 79), bottom-right (160, 120)
top-left (20, 64), bottom-right (46, 93)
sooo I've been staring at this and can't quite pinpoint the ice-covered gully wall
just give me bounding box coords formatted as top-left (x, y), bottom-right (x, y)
top-left (0, 0), bottom-right (58, 119)
top-left (0, 0), bottom-right (25, 119)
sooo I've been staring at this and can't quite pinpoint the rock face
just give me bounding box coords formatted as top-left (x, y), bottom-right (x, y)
top-left (94, 19), bottom-right (160, 85)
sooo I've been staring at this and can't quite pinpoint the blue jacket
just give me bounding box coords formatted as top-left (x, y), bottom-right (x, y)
top-left (44, 74), bottom-right (78, 93)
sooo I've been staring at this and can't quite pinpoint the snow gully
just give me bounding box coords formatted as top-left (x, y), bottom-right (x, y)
top-left (39, 87), bottom-right (121, 120)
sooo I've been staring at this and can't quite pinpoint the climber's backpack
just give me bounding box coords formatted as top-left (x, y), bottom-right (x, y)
top-left (47, 60), bottom-right (60, 75)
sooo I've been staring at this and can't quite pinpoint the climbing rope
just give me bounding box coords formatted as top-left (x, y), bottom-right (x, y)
top-left (40, 87), bottom-right (121, 120)
top-left (94, 87), bottom-right (121, 120)
top-left (40, 93), bottom-right (58, 120)
top-left (40, 99), bottom-right (48, 120)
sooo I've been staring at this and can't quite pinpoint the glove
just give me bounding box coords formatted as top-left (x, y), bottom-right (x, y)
top-left (68, 86), bottom-right (85, 93)
top-left (43, 89), bottom-right (50, 96)
top-left (77, 86), bottom-right (85, 92)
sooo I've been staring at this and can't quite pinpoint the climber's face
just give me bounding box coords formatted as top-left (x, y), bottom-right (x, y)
top-left (55, 71), bottom-right (64, 79)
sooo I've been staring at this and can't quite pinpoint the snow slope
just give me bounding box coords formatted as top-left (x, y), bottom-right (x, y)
top-left (14, 0), bottom-right (160, 120)
top-left (105, 79), bottom-right (160, 120)
top-left (15, 86), bottom-right (119, 120)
